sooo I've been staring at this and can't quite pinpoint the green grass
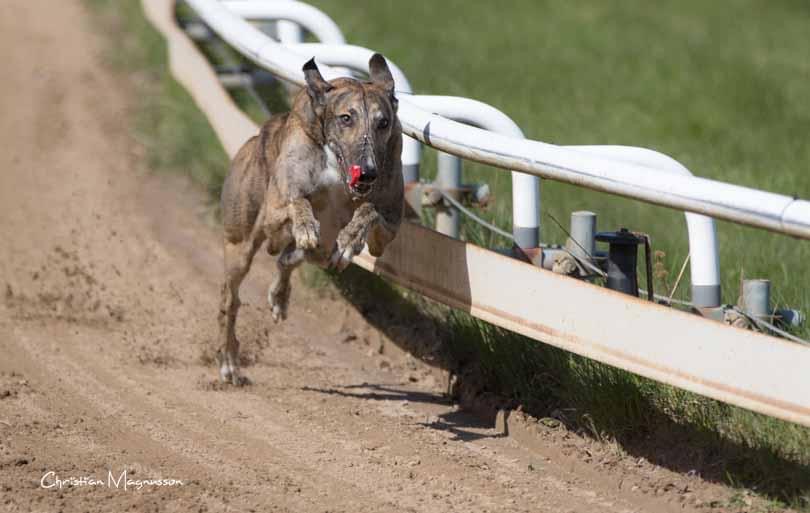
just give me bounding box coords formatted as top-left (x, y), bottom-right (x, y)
top-left (86, 0), bottom-right (810, 508)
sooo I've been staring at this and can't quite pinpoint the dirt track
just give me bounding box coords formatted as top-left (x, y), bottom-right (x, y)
top-left (0, 1), bottom-right (760, 512)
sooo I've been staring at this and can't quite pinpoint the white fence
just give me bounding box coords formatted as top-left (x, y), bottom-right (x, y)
top-left (187, 0), bottom-right (810, 240)
top-left (143, 0), bottom-right (810, 428)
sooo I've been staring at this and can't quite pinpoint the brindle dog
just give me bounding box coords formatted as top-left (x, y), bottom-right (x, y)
top-left (217, 54), bottom-right (403, 384)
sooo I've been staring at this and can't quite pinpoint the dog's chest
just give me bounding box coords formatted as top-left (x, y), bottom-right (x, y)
top-left (311, 145), bottom-right (355, 235)
top-left (317, 145), bottom-right (343, 188)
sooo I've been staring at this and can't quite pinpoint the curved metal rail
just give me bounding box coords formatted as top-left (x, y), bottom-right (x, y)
top-left (186, 0), bottom-right (810, 240)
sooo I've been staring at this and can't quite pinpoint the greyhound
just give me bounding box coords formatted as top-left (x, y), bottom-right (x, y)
top-left (217, 54), bottom-right (404, 384)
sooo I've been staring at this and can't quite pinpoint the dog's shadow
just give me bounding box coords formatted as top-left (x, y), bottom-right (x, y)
top-left (301, 382), bottom-right (501, 443)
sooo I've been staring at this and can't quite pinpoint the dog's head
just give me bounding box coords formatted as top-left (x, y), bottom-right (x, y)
top-left (302, 54), bottom-right (400, 198)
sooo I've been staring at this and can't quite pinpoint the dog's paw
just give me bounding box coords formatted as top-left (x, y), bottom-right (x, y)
top-left (271, 303), bottom-right (286, 323)
top-left (328, 243), bottom-right (355, 272)
top-left (216, 349), bottom-right (248, 386)
top-left (292, 218), bottom-right (320, 250)
top-left (328, 227), bottom-right (367, 272)
top-left (278, 247), bottom-right (305, 266)
top-left (268, 288), bottom-right (290, 323)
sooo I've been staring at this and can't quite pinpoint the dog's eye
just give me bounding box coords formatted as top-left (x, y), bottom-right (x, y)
top-left (339, 114), bottom-right (352, 125)
top-left (377, 118), bottom-right (389, 130)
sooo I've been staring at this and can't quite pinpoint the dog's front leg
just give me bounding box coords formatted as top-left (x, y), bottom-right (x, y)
top-left (366, 214), bottom-right (398, 257)
top-left (289, 197), bottom-right (320, 250)
top-left (328, 203), bottom-right (379, 271)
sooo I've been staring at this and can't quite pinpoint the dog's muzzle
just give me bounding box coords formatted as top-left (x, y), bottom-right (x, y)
top-left (347, 163), bottom-right (377, 197)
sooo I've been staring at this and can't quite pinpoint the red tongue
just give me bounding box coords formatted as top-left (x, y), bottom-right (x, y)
top-left (349, 165), bottom-right (362, 187)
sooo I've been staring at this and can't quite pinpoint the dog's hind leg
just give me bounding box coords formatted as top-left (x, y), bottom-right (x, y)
top-left (268, 244), bottom-right (304, 323)
top-left (217, 234), bottom-right (264, 385)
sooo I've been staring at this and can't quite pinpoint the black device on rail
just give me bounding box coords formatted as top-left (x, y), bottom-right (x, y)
top-left (595, 228), bottom-right (645, 297)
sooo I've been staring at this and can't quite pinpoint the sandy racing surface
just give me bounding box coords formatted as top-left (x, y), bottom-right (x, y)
top-left (0, 1), bottom-right (766, 511)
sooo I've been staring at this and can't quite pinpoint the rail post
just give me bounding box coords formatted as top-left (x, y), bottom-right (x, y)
top-left (435, 152), bottom-right (462, 238)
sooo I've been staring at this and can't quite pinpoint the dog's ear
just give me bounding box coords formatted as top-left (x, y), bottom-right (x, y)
top-left (369, 53), bottom-right (397, 107)
top-left (302, 57), bottom-right (332, 108)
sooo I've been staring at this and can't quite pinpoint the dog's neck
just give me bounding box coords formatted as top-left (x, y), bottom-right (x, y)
top-left (303, 122), bottom-right (326, 147)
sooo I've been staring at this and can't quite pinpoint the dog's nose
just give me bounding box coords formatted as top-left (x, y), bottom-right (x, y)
top-left (360, 164), bottom-right (377, 183)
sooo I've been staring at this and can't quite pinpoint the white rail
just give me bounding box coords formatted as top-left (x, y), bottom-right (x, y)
top-left (188, 0), bottom-right (810, 241)
top-left (223, 0), bottom-right (345, 44)
top-left (407, 95), bottom-right (541, 248)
